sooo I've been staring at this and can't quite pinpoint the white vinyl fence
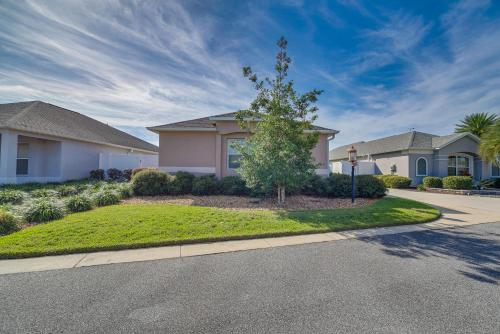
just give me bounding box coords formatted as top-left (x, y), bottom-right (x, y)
top-left (99, 153), bottom-right (158, 171)
top-left (331, 161), bottom-right (376, 175)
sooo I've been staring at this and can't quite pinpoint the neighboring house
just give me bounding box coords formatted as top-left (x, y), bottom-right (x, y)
top-left (329, 131), bottom-right (499, 185)
top-left (148, 112), bottom-right (338, 178)
top-left (0, 101), bottom-right (158, 184)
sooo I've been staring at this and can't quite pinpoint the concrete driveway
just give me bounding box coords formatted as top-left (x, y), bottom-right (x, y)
top-left (389, 189), bottom-right (500, 226)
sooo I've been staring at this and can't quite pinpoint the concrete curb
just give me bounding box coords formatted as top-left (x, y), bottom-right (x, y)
top-left (0, 217), bottom-right (494, 275)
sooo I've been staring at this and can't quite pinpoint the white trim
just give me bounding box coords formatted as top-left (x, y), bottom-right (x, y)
top-left (315, 168), bottom-right (330, 176)
top-left (159, 166), bottom-right (216, 174)
top-left (415, 157), bottom-right (428, 176)
top-left (447, 154), bottom-right (474, 177)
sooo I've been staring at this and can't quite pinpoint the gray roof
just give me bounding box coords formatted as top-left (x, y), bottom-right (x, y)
top-left (0, 101), bottom-right (158, 153)
top-left (148, 112), bottom-right (338, 133)
top-left (329, 131), bottom-right (478, 160)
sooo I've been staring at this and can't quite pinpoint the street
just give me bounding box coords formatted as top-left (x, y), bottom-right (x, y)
top-left (1, 222), bottom-right (499, 333)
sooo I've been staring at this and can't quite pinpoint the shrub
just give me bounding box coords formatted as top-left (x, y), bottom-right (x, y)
top-left (192, 175), bottom-right (220, 196)
top-left (132, 167), bottom-right (157, 178)
top-left (90, 169), bottom-right (105, 180)
top-left (31, 189), bottom-right (59, 198)
top-left (423, 177), bottom-right (442, 189)
top-left (492, 178), bottom-right (500, 189)
top-left (442, 176), bottom-right (473, 190)
top-left (0, 190), bottom-right (25, 205)
top-left (325, 174), bottom-right (352, 197)
top-left (417, 184), bottom-right (426, 191)
top-left (220, 176), bottom-right (250, 196)
top-left (123, 169), bottom-right (133, 181)
top-left (0, 209), bottom-right (20, 235)
top-left (66, 195), bottom-right (93, 213)
top-left (377, 175), bottom-right (412, 188)
top-left (107, 168), bottom-right (123, 181)
top-left (356, 175), bottom-right (386, 198)
top-left (170, 171), bottom-right (195, 195)
top-left (132, 170), bottom-right (171, 196)
top-left (93, 190), bottom-right (121, 207)
top-left (300, 174), bottom-right (328, 196)
top-left (57, 185), bottom-right (79, 197)
top-left (24, 199), bottom-right (65, 223)
top-left (115, 183), bottom-right (133, 199)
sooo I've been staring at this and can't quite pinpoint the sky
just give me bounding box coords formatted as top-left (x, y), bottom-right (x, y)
top-left (1, 0), bottom-right (500, 148)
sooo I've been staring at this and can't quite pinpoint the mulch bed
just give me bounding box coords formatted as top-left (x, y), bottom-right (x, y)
top-left (123, 195), bottom-right (377, 211)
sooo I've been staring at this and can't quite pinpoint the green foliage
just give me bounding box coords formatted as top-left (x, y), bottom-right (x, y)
top-left (114, 183), bottom-right (133, 199)
top-left (131, 167), bottom-right (157, 178)
top-left (377, 175), bottom-right (412, 188)
top-left (123, 169), bottom-right (133, 181)
top-left (31, 189), bottom-right (59, 198)
top-left (57, 185), bottom-right (79, 197)
top-left (423, 176), bottom-right (443, 189)
top-left (93, 190), bottom-right (121, 207)
top-left (479, 120), bottom-right (500, 163)
top-left (220, 176), bottom-right (250, 196)
top-left (131, 170), bottom-right (171, 196)
top-left (325, 174), bottom-right (352, 197)
top-left (0, 190), bottom-right (25, 205)
top-left (442, 176), bottom-right (473, 190)
top-left (170, 171), bottom-right (195, 195)
top-left (236, 37), bottom-right (322, 203)
top-left (24, 198), bottom-right (65, 223)
top-left (492, 178), bottom-right (500, 189)
top-left (455, 112), bottom-right (497, 137)
top-left (107, 168), bottom-right (123, 181)
top-left (89, 169), bottom-right (105, 180)
top-left (0, 209), bottom-right (19, 236)
top-left (192, 175), bottom-right (220, 196)
top-left (417, 184), bottom-right (426, 191)
top-left (301, 174), bottom-right (328, 196)
top-left (66, 195), bottom-right (93, 213)
top-left (355, 175), bottom-right (386, 198)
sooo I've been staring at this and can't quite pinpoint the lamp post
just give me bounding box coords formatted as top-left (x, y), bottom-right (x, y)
top-left (347, 146), bottom-right (357, 203)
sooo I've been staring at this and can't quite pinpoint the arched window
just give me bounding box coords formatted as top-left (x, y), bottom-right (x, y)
top-left (416, 157), bottom-right (428, 176)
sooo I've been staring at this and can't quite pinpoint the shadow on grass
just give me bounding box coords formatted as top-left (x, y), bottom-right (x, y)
top-left (359, 227), bottom-right (500, 285)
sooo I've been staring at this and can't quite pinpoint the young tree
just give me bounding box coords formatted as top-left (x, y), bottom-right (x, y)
top-left (455, 112), bottom-right (498, 137)
top-left (479, 119), bottom-right (500, 164)
top-left (235, 37), bottom-right (322, 204)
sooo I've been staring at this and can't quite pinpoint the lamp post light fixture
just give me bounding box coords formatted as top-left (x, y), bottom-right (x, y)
top-left (347, 146), bottom-right (358, 203)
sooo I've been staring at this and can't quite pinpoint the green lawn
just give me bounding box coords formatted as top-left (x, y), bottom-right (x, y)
top-left (0, 197), bottom-right (439, 259)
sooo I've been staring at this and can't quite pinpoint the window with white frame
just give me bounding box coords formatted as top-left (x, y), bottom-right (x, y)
top-left (448, 155), bottom-right (471, 176)
top-left (416, 157), bottom-right (427, 176)
top-left (227, 138), bottom-right (245, 169)
top-left (16, 143), bottom-right (29, 176)
top-left (492, 157), bottom-right (500, 178)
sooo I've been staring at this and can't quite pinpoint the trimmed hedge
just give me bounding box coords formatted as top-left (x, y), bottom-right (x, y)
top-left (132, 170), bottom-right (171, 196)
top-left (301, 174), bottom-right (328, 196)
top-left (442, 176), bottom-right (473, 190)
top-left (170, 171), bottom-right (195, 195)
top-left (377, 175), bottom-right (412, 188)
top-left (355, 175), bottom-right (386, 198)
top-left (192, 175), bottom-right (220, 196)
top-left (220, 176), bottom-right (250, 196)
top-left (131, 167), bottom-right (157, 178)
top-left (325, 174), bottom-right (352, 197)
top-left (423, 176), bottom-right (442, 189)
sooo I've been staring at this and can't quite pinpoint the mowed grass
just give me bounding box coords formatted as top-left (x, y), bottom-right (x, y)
top-left (0, 197), bottom-right (439, 259)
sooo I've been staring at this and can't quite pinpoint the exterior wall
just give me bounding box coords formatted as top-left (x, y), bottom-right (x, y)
top-left (371, 152), bottom-right (410, 177)
top-left (408, 153), bottom-right (434, 185)
top-left (331, 161), bottom-right (375, 175)
top-left (99, 153), bottom-right (158, 171)
top-left (158, 131), bottom-right (216, 174)
top-left (434, 136), bottom-right (480, 180)
top-left (312, 134), bottom-right (330, 175)
top-left (220, 132), bottom-right (250, 177)
top-left (17, 135), bottom-right (62, 181)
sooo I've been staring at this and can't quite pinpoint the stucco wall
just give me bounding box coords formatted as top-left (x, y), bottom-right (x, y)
top-left (371, 152), bottom-right (409, 177)
top-left (408, 153), bottom-right (434, 185)
top-left (434, 136), bottom-right (480, 179)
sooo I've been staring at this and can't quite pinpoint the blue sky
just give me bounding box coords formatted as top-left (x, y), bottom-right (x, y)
top-left (1, 0), bottom-right (499, 148)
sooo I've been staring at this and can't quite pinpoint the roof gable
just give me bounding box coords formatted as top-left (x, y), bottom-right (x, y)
top-left (0, 101), bottom-right (158, 153)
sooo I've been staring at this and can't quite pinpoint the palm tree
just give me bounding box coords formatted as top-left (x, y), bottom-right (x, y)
top-left (455, 112), bottom-right (498, 137)
top-left (479, 120), bottom-right (500, 163)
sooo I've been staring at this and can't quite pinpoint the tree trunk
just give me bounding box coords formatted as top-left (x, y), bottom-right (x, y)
top-left (277, 185), bottom-right (286, 205)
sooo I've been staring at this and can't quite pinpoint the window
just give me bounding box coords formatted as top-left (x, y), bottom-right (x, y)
top-left (416, 157), bottom-right (427, 176)
top-left (227, 138), bottom-right (245, 169)
top-left (448, 155), bottom-right (471, 176)
top-left (16, 143), bottom-right (29, 176)
top-left (492, 157), bottom-right (500, 178)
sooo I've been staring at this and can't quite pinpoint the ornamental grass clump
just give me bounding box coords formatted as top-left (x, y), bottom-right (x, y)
top-left (30, 189), bottom-right (59, 198)
top-left (24, 198), bottom-right (65, 223)
top-left (57, 185), bottom-right (79, 197)
top-left (0, 209), bottom-right (20, 236)
top-left (66, 195), bottom-right (93, 213)
top-left (93, 190), bottom-right (121, 207)
top-left (0, 190), bottom-right (25, 205)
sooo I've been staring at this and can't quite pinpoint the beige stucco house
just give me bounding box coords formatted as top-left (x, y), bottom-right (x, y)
top-left (148, 112), bottom-right (338, 178)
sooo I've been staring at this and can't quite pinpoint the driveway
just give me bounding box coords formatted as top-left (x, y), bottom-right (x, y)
top-left (1, 222), bottom-right (499, 333)
top-left (389, 188), bottom-right (500, 226)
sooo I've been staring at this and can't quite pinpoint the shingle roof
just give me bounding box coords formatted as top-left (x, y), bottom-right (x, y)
top-left (148, 112), bottom-right (338, 133)
top-left (0, 101), bottom-right (158, 153)
top-left (329, 131), bottom-right (478, 160)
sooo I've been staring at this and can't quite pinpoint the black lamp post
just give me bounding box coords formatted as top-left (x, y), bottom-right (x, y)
top-left (347, 146), bottom-right (357, 203)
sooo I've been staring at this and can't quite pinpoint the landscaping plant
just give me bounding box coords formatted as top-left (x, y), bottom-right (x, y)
top-left (24, 198), bottom-right (65, 223)
top-left (170, 171), bottom-right (195, 195)
top-left (355, 175), bottom-right (386, 198)
top-left (93, 190), bottom-right (121, 207)
top-left (235, 37), bottom-right (322, 204)
top-left (0, 209), bottom-right (19, 236)
top-left (479, 120), bottom-right (500, 163)
top-left (192, 175), bottom-right (220, 196)
top-left (220, 176), bottom-right (250, 196)
top-left (89, 169), bottom-right (105, 181)
top-left (301, 174), bottom-right (328, 196)
top-left (423, 176), bottom-right (443, 189)
top-left (132, 170), bottom-right (170, 196)
top-left (123, 169), bottom-right (133, 181)
top-left (57, 185), bottom-right (79, 197)
top-left (442, 176), bottom-right (473, 190)
top-left (455, 112), bottom-right (497, 138)
top-left (66, 195), bottom-right (93, 213)
top-left (30, 189), bottom-right (59, 198)
top-left (107, 168), bottom-right (124, 181)
top-left (0, 190), bottom-right (25, 205)
top-left (377, 175), bottom-right (412, 188)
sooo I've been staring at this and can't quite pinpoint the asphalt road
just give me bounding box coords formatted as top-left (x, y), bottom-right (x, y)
top-left (1, 223), bottom-right (499, 334)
